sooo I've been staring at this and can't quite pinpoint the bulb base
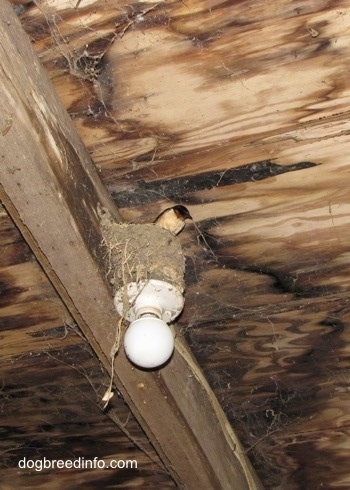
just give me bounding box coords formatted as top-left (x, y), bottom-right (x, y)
top-left (114, 279), bottom-right (184, 322)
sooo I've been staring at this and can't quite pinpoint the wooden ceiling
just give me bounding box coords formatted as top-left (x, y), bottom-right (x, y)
top-left (2, 0), bottom-right (350, 488)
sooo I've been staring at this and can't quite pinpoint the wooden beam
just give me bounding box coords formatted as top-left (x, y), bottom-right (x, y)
top-left (0, 2), bottom-right (262, 488)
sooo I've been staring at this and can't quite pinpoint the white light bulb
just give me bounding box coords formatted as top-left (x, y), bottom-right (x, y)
top-left (123, 317), bottom-right (175, 369)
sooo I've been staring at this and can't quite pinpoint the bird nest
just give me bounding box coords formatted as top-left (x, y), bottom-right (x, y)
top-left (100, 211), bottom-right (186, 295)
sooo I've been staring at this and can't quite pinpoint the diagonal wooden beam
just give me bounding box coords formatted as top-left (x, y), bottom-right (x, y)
top-left (0, 2), bottom-right (262, 488)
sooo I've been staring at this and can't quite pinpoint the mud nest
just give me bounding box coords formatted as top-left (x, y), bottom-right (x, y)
top-left (100, 216), bottom-right (186, 294)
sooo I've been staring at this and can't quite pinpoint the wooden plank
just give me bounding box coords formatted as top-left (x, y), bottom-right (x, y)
top-left (19, 0), bottom-right (350, 176)
top-left (0, 205), bottom-right (171, 489)
top-left (16, 1), bottom-right (350, 488)
top-left (0, 2), bottom-right (262, 489)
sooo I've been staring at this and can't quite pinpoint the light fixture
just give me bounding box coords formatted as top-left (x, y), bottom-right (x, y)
top-left (114, 279), bottom-right (184, 369)
top-left (101, 219), bottom-right (186, 370)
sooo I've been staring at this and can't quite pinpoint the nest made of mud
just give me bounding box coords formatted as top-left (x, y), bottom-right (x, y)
top-left (101, 220), bottom-right (186, 294)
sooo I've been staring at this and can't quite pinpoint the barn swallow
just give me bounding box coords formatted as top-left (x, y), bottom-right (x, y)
top-left (154, 205), bottom-right (192, 235)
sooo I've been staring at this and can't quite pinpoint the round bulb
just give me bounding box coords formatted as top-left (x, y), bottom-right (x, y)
top-left (123, 317), bottom-right (174, 369)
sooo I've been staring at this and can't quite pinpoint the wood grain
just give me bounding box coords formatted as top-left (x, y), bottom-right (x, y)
top-left (13, 0), bottom-right (350, 488)
top-left (0, 205), bottom-right (172, 489)
top-left (0, 3), bottom-right (262, 489)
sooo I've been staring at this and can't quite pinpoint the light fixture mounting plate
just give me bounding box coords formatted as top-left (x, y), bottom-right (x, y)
top-left (114, 279), bottom-right (184, 323)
